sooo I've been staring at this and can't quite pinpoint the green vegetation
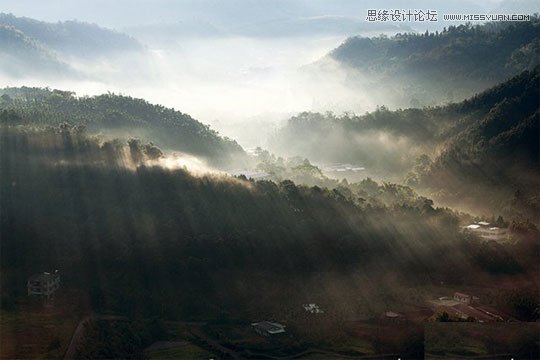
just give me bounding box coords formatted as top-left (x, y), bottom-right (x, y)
top-left (0, 13), bottom-right (143, 77)
top-left (145, 343), bottom-right (213, 360)
top-left (1, 124), bottom-right (536, 325)
top-left (75, 319), bottom-right (166, 359)
top-left (271, 68), bottom-right (540, 220)
top-left (329, 19), bottom-right (539, 106)
top-left (0, 13), bottom-right (141, 57)
top-left (0, 87), bottom-right (248, 167)
top-left (425, 323), bottom-right (540, 358)
top-left (0, 24), bottom-right (69, 77)
top-left (0, 14), bottom-right (538, 359)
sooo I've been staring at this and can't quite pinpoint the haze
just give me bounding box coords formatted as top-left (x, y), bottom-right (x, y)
top-left (1, 0), bottom-right (538, 149)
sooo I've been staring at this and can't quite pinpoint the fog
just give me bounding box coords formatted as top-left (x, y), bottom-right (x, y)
top-left (0, 31), bottom-right (399, 149)
top-left (2, 0), bottom-right (538, 160)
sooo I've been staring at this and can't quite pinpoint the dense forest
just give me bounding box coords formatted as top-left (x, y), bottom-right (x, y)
top-left (2, 124), bottom-right (538, 358)
top-left (311, 18), bottom-right (540, 107)
top-left (0, 87), bottom-right (248, 167)
top-left (1, 7), bottom-right (539, 358)
top-left (2, 125), bottom-right (537, 315)
top-left (270, 68), bottom-right (540, 220)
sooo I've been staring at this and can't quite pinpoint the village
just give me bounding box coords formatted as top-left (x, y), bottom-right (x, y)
top-left (13, 268), bottom-right (524, 359)
top-left (463, 221), bottom-right (509, 242)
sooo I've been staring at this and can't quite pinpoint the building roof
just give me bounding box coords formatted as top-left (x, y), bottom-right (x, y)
top-left (454, 292), bottom-right (471, 298)
top-left (466, 224), bottom-right (481, 230)
top-left (251, 321), bottom-right (285, 334)
top-left (478, 221), bottom-right (490, 226)
top-left (303, 303), bottom-right (323, 313)
top-left (452, 303), bottom-right (495, 322)
top-left (28, 272), bottom-right (59, 283)
top-left (384, 311), bottom-right (401, 318)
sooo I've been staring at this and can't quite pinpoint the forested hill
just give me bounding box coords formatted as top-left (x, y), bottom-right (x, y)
top-left (0, 13), bottom-right (142, 77)
top-left (0, 87), bottom-right (248, 167)
top-left (321, 19), bottom-right (539, 107)
top-left (0, 13), bottom-right (142, 57)
top-left (0, 25), bottom-right (70, 77)
top-left (270, 68), bottom-right (540, 219)
top-left (4, 124), bottom-right (535, 323)
top-left (419, 68), bottom-right (539, 218)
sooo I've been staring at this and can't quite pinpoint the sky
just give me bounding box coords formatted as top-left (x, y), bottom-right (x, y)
top-left (1, 0), bottom-right (538, 29)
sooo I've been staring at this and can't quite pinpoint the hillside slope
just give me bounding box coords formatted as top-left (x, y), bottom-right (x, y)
top-left (420, 69), bottom-right (539, 217)
top-left (314, 19), bottom-right (539, 108)
top-left (0, 25), bottom-right (70, 77)
top-left (0, 87), bottom-right (247, 167)
top-left (271, 68), bottom-right (540, 219)
top-left (0, 13), bottom-right (142, 57)
top-left (0, 13), bottom-right (143, 77)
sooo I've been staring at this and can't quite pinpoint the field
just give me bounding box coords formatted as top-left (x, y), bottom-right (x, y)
top-left (0, 289), bottom-right (89, 359)
top-left (145, 341), bottom-right (215, 359)
top-left (425, 322), bottom-right (540, 358)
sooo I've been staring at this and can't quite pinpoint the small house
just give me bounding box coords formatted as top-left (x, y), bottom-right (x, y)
top-left (453, 292), bottom-right (478, 304)
top-left (302, 303), bottom-right (324, 314)
top-left (383, 311), bottom-right (404, 322)
top-left (251, 321), bottom-right (286, 336)
top-left (27, 271), bottom-right (60, 299)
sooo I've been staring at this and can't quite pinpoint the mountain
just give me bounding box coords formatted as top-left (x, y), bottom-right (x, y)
top-left (0, 124), bottom-right (515, 315)
top-left (418, 69), bottom-right (539, 217)
top-left (0, 25), bottom-right (70, 77)
top-left (311, 19), bottom-right (539, 108)
top-left (0, 13), bottom-right (142, 57)
top-left (3, 122), bottom-right (538, 358)
top-left (0, 87), bottom-right (247, 167)
top-left (270, 68), bottom-right (540, 219)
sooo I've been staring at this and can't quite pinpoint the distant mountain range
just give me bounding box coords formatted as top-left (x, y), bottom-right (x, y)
top-left (309, 18), bottom-right (540, 108)
top-left (0, 24), bottom-right (69, 77)
top-left (0, 13), bottom-right (143, 77)
top-left (0, 13), bottom-right (142, 56)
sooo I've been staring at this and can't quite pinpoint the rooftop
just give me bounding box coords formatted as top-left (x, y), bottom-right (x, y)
top-left (452, 303), bottom-right (495, 322)
top-left (28, 272), bottom-right (59, 283)
top-left (251, 321), bottom-right (286, 334)
top-left (384, 311), bottom-right (402, 318)
top-left (303, 303), bottom-right (324, 313)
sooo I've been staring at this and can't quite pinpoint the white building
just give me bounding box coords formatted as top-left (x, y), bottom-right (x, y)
top-left (302, 303), bottom-right (324, 314)
top-left (463, 223), bottom-right (508, 241)
top-left (251, 321), bottom-right (286, 336)
top-left (453, 292), bottom-right (479, 304)
top-left (27, 271), bottom-right (60, 299)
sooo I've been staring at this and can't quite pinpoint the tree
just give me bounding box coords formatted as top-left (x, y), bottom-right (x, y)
top-left (436, 312), bottom-right (450, 322)
top-left (508, 291), bottom-right (539, 321)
